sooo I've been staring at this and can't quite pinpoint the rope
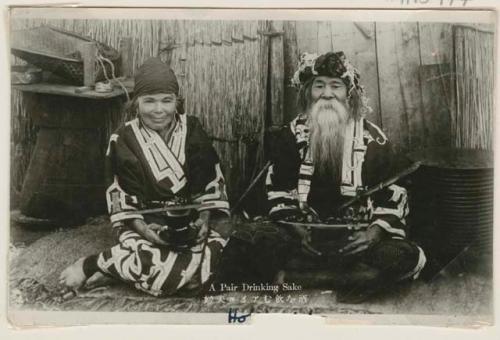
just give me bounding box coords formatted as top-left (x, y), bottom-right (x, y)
top-left (96, 52), bottom-right (131, 101)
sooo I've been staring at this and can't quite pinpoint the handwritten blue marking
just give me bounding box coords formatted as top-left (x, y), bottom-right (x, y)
top-left (228, 308), bottom-right (252, 324)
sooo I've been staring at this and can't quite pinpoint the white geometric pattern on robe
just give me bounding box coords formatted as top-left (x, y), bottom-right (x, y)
top-left (127, 118), bottom-right (187, 193)
top-left (341, 118), bottom-right (367, 197)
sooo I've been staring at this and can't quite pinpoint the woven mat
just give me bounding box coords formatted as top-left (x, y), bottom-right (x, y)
top-left (9, 217), bottom-right (493, 316)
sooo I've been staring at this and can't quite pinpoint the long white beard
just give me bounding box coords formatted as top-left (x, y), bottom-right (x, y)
top-left (309, 98), bottom-right (350, 182)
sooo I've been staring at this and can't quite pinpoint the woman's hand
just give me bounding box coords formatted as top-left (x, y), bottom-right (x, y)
top-left (130, 219), bottom-right (169, 246)
top-left (194, 210), bottom-right (211, 243)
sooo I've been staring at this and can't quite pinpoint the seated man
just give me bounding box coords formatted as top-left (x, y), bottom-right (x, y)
top-left (266, 51), bottom-right (426, 302)
top-left (59, 58), bottom-right (231, 297)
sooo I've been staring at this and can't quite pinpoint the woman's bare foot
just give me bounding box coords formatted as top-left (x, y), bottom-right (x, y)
top-left (84, 271), bottom-right (116, 290)
top-left (59, 257), bottom-right (88, 290)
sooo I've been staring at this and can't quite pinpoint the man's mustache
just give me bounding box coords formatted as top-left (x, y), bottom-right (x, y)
top-left (311, 98), bottom-right (347, 115)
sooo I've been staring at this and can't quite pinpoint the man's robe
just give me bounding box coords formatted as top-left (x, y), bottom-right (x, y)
top-left (266, 114), bottom-right (410, 239)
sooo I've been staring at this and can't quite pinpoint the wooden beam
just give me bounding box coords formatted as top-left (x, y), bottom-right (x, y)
top-left (78, 42), bottom-right (97, 87)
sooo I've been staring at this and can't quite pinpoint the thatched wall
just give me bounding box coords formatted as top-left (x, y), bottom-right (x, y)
top-left (10, 19), bottom-right (495, 215)
top-left (10, 19), bottom-right (269, 208)
top-left (453, 26), bottom-right (494, 149)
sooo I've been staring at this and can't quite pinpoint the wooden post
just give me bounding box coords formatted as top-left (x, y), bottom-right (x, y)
top-left (269, 20), bottom-right (284, 126)
top-left (119, 37), bottom-right (133, 78)
top-left (79, 42), bottom-right (97, 87)
top-left (259, 20), bottom-right (270, 128)
top-left (283, 21), bottom-right (299, 123)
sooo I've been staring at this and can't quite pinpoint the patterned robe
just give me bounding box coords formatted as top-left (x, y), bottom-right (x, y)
top-left (266, 114), bottom-right (426, 280)
top-left (96, 114), bottom-right (230, 296)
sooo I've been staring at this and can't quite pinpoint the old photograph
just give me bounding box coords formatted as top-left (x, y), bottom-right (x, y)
top-left (6, 6), bottom-right (495, 327)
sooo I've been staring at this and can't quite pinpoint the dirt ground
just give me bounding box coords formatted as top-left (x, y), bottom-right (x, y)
top-left (8, 213), bottom-right (493, 324)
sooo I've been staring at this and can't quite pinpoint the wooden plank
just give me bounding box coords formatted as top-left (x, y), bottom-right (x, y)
top-left (283, 21), bottom-right (299, 123)
top-left (418, 23), bottom-right (453, 66)
top-left (269, 20), bottom-right (284, 126)
top-left (13, 82), bottom-right (131, 100)
top-left (419, 64), bottom-right (452, 148)
top-left (295, 21), bottom-right (318, 54)
top-left (317, 21), bottom-right (332, 54)
top-left (329, 22), bottom-right (381, 125)
top-left (375, 22), bottom-right (425, 153)
top-left (418, 23), bottom-right (453, 149)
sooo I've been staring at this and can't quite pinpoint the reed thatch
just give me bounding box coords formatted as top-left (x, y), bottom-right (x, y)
top-left (453, 26), bottom-right (494, 150)
top-left (13, 19), bottom-right (494, 214)
top-left (10, 18), bottom-right (268, 207)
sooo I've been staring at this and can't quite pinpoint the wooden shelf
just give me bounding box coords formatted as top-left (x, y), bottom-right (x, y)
top-left (13, 80), bottom-right (134, 100)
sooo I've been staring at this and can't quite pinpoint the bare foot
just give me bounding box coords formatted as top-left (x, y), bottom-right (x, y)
top-left (84, 271), bottom-right (116, 290)
top-left (59, 257), bottom-right (87, 290)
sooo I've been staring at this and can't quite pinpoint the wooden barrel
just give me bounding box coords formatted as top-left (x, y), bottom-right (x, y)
top-left (19, 128), bottom-right (106, 225)
top-left (16, 93), bottom-right (123, 226)
top-left (408, 148), bottom-right (493, 275)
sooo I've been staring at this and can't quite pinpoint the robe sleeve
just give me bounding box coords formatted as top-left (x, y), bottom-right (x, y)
top-left (104, 131), bottom-right (145, 227)
top-left (265, 127), bottom-right (302, 220)
top-left (363, 140), bottom-right (410, 239)
top-left (186, 117), bottom-right (230, 216)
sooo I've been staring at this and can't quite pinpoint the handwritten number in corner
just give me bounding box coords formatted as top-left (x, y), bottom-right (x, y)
top-left (400, 0), bottom-right (471, 6)
top-left (228, 308), bottom-right (252, 324)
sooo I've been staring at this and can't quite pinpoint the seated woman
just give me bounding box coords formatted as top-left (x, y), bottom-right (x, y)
top-left (59, 58), bottom-right (231, 297)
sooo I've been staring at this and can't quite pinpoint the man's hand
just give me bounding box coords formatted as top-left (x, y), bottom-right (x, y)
top-left (194, 210), bottom-right (211, 243)
top-left (299, 203), bottom-right (320, 223)
top-left (340, 224), bottom-right (385, 256)
top-left (291, 224), bottom-right (322, 257)
top-left (131, 219), bottom-right (169, 246)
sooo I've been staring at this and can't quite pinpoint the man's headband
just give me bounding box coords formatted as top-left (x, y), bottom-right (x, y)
top-left (291, 51), bottom-right (362, 97)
